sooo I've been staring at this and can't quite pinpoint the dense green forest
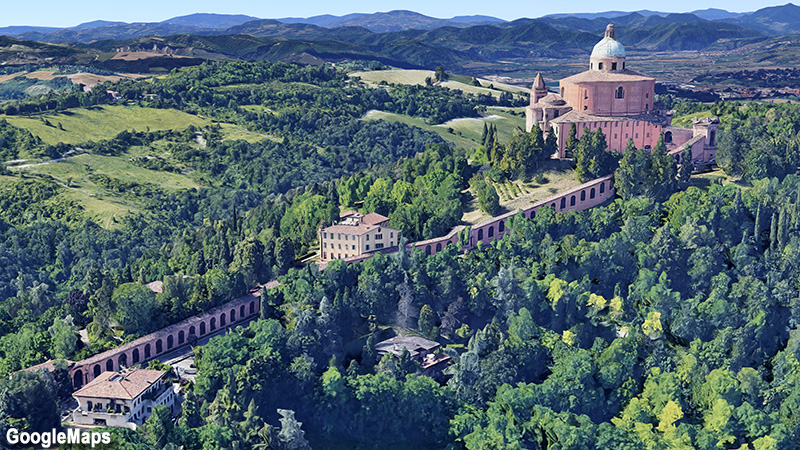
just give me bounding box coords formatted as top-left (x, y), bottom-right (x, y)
top-left (1, 60), bottom-right (800, 450)
top-left (29, 173), bottom-right (800, 450)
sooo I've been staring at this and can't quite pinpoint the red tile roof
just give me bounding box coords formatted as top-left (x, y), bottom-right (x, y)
top-left (72, 368), bottom-right (166, 400)
top-left (560, 69), bottom-right (654, 84)
top-left (361, 212), bottom-right (389, 225)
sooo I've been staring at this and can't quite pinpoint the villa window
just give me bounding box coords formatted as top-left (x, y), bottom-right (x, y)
top-left (615, 86), bottom-right (624, 99)
top-left (376, 243), bottom-right (384, 249)
top-left (366, 245), bottom-right (370, 250)
top-left (376, 234), bottom-right (383, 239)
top-left (366, 235), bottom-right (369, 241)
top-left (611, 62), bottom-right (617, 70)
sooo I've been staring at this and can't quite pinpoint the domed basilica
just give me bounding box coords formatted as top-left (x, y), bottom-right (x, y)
top-left (526, 24), bottom-right (718, 166)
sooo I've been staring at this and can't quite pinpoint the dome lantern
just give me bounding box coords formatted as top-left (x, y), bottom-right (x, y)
top-left (589, 24), bottom-right (626, 72)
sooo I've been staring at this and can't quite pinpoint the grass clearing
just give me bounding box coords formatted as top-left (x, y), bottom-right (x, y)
top-left (672, 110), bottom-right (714, 128)
top-left (361, 110), bottom-right (479, 149)
top-left (1, 105), bottom-right (210, 145)
top-left (437, 107), bottom-right (526, 144)
top-left (350, 69), bottom-right (528, 100)
top-left (16, 153), bottom-right (203, 227)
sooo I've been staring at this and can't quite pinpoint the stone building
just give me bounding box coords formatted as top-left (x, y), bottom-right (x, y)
top-left (375, 335), bottom-right (450, 376)
top-left (71, 368), bottom-right (179, 429)
top-left (526, 24), bottom-right (717, 166)
top-left (319, 211), bottom-right (401, 262)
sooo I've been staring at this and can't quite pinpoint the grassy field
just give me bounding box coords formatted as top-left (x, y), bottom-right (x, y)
top-left (462, 162), bottom-right (579, 225)
top-left (362, 110), bottom-right (479, 149)
top-left (362, 105), bottom-right (527, 151)
top-left (1, 105), bottom-right (210, 145)
top-left (437, 107), bottom-right (526, 144)
top-left (672, 109), bottom-right (714, 128)
top-left (14, 149), bottom-right (204, 227)
top-left (350, 69), bottom-right (529, 100)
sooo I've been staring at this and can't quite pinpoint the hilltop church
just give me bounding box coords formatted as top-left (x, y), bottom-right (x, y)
top-left (526, 24), bottom-right (718, 166)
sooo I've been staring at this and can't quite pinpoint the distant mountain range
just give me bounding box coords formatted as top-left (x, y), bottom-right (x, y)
top-left (3, 5), bottom-right (800, 73)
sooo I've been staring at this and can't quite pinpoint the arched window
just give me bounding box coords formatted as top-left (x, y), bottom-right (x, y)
top-left (220, 313), bottom-right (226, 327)
top-left (189, 326), bottom-right (196, 336)
top-left (600, 182), bottom-right (605, 194)
top-left (231, 309), bottom-right (236, 322)
top-left (167, 335), bottom-right (174, 349)
top-left (200, 322), bottom-right (206, 335)
top-left (156, 339), bottom-right (163, 354)
top-left (74, 372), bottom-right (84, 389)
top-left (250, 302), bottom-right (256, 314)
top-left (709, 130), bottom-right (716, 146)
top-left (570, 195), bottom-right (576, 206)
top-left (560, 87), bottom-right (564, 97)
top-left (581, 191), bottom-right (586, 201)
top-left (499, 221), bottom-right (505, 232)
top-left (478, 229), bottom-right (483, 240)
top-left (615, 86), bottom-right (624, 99)
top-left (425, 245), bottom-right (431, 255)
top-left (106, 359), bottom-right (114, 372)
top-left (94, 365), bottom-right (102, 377)
top-left (560, 198), bottom-right (566, 209)
top-left (598, 62), bottom-right (603, 70)
top-left (488, 226), bottom-right (494, 238)
top-left (118, 353), bottom-right (127, 368)
top-left (590, 188), bottom-right (596, 199)
top-left (664, 131), bottom-right (673, 144)
top-left (144, 344), bottom-right (151, 358)
top-left (210, 318), bottom-right (216, 331)
top-left (133, 348), bottom-right (140, 364)
top-left (435, 243), bottom-right (442, 252)
top-left (240, 305), bottom-right (245, 318)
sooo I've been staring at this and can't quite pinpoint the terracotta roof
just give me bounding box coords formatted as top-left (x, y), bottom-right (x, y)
top-left (361, 212), bottom-right (389, 225)
top-left (323, 223), bottom-right (377, 235)
top-left (560, 69), bottom-right (653, 84)
top-left (669, 135), bottom-right (705, 155)
top-left (531, 93), bottom-right (568, 107)
top-left (550, 110), bottom-right (628, 124)
top-left (73, 368), bottom-right (166, 400)
top-left (339, 210), bottom-right (359, 218)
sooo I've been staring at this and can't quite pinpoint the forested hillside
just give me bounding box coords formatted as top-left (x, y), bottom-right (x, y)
top-left (2, 58), bottom-right (800, 450)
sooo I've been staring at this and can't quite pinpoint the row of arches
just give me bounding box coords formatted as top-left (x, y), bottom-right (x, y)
top-left (72, 299), bottom-right (260, 388)
top-left (415, 179), bottom-right (612, 260)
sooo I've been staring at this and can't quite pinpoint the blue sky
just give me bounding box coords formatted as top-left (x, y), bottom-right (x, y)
top-left (0, 0), bottom-right (787, 27)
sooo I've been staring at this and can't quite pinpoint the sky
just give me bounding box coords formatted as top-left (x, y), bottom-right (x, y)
top-left (0, 0), bottom-right (790, 27)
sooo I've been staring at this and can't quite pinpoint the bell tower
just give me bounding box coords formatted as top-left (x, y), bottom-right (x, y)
top-left (531, 72), bottom-right (548, 105)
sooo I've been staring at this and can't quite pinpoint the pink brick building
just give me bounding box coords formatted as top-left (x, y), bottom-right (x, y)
top-left (526, 24), bottom-right (717, 166)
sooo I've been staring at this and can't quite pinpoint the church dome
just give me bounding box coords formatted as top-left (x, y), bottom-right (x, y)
top-left (591, 35), bottom-right (625, 59)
